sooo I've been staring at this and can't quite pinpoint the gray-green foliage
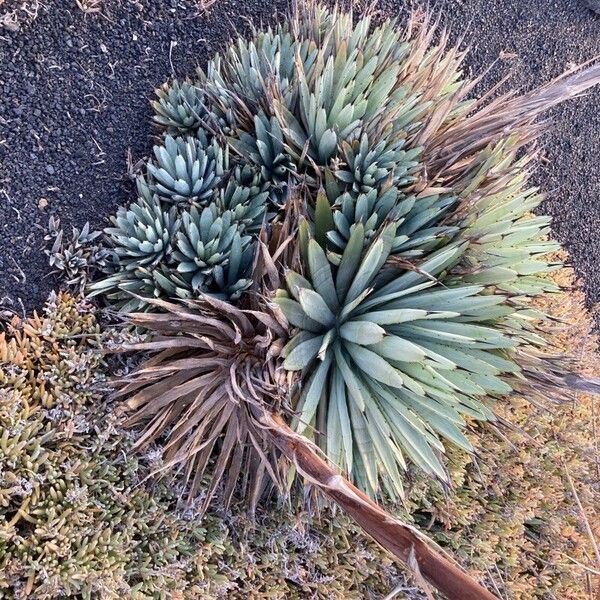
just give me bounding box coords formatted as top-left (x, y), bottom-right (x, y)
top-left (105, 190), bottom-right (179, 269)
top-left (145, 134), bottom-right (223, 204)
top-left (152, 77), bottom-right (207, 133)
top-left (93, 2), bottom-right (564, 502)
top-left (219, 163), bottom-right (270, 232)
top-left (277, 178), bottom-right (558, 499)
top-left (44, 216), bottom-right (109, 294)
top-left (173, 204), bottom-right (254, 299)
top-left (245, 6), bottom-right (559, 499)
top-left (277, 224), bottom-right (498, 497)
top-left (230, 114), bottom-right (296, 203)
top-left (91, 131), bottom-right (271, 308)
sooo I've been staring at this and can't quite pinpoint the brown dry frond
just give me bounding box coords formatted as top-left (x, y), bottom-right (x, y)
top-left (255, 185), bottom-right (307, 285)
top-left (398, 14), bottom-right (600, 190)
top-left (108, 192), bottom-right (300, 513)
top-left (110, 293), bottom-right (290, 514)
top-left (260, 410), bottom-right (498, 600)
top-left (427, 61), bottom-right (600, 175)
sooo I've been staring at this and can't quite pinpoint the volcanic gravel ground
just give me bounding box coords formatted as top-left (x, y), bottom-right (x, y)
top-left (0, 0), bottom-right (599, 317)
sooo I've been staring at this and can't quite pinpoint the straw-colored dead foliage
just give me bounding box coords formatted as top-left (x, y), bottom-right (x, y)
top-left (0, 0), bottom-right (41, 31)
top-left (110, 294), bottom-right (291, 514)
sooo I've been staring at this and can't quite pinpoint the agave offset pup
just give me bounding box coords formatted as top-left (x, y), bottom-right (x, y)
top-left (95, 3), bottom-right (600, 598)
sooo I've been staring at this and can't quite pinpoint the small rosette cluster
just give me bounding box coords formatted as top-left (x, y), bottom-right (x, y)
top-left (91, 126), bottom-right (275, 309)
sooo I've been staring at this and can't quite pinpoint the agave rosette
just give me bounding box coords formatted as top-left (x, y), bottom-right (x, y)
top-left (90, 2), bottom-right (600, 516)
top-left (152, 76), bottom-right (208, 133)
top-left (173, 204), bottom-right (254, 298)
top-left (277, 221), bottom-right (513, 497)
top-left (144, 133), bottom-right (224, 204)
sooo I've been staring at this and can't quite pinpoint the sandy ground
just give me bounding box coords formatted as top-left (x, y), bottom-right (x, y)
top-left (0, 0), bottom-right (599, 317)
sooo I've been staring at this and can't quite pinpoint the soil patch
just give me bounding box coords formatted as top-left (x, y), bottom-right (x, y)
top-left (1, 0), bottom-right (599, 317)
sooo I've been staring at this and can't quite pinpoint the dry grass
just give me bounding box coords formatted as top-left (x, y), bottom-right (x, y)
top-left (197, 0), bottom-right (217, 14)
top-left (0, 0), bottom-right (41, 31)
top-left (75, 0), bottom-right (102, 14)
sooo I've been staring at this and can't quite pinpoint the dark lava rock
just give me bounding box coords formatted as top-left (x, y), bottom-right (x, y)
top-left (582, 0), bottom-right (600, 14)
top-left (0, 0), bottom-right (599, 324)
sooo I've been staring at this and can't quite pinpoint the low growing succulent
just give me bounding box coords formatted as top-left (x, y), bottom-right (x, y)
top-left (44, 216), bottom-right (109, 294)
top-left (0, 291), bottom-right (103, 408)
top-left (0, 293), bottom-right (222, 598)
top-left (152, 76), bottom-right (208, 133)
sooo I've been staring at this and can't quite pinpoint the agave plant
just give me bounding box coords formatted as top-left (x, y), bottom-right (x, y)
top-left (324, 186), bottom-right (457, 255)
top-left (90, 207), bottom-right (255, 308)
top-left (172, 204), bottom-right (254, 298)
top-left (92, 130), bottom-right (269, 309)
top-left (87, 189), bottom-right (180, 310)
top-left (145, 134), bottom-right (223, 204)
top-left (152, 77), bottom-right (207, 133)
top-left (219, 162), bottom-right (269, 231)
top-left (111, 294), bottom-right (289, 514)
top-left (103, 190), bottom-right (179, 270)
top-left (276, 222), bottom-right (512, 498)
top-left (92, 3), bottom-right (600, 598)
top-left (202, 28), bottom-right (297, 129)
top-left (230, 113), bottom-right (296, 201)
top-left (88, 264), bottom-right (174, 312)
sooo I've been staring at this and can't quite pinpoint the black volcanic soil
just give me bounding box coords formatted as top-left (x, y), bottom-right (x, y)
top-left (0, 0), bottom-right (599, 316)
